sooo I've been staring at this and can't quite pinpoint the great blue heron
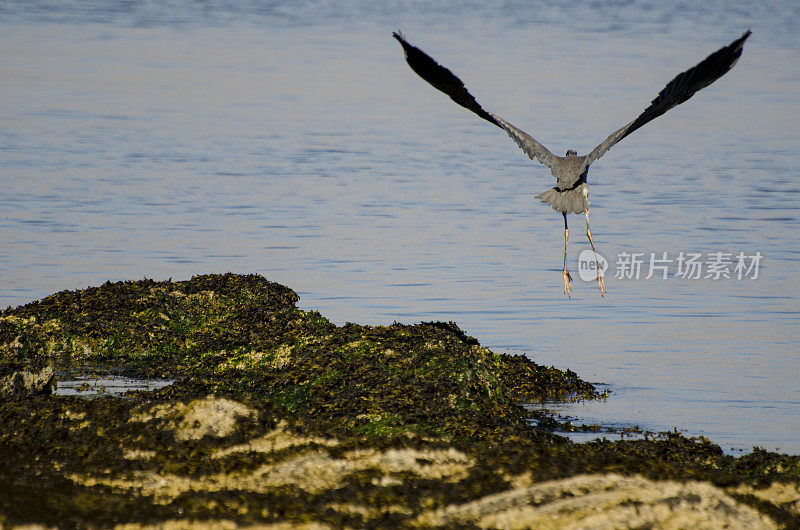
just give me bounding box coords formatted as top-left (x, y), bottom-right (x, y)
top-left (393, 30), bottom-right (751, 297)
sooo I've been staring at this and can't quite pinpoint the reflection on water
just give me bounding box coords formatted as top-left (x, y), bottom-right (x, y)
top-left (1, 1), bottom-right (798, 453)
top-left (55, 376), bottom-right (174, 397)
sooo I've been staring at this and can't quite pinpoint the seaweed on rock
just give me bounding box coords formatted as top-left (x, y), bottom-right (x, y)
top-left (0, 274), bottom-right (797, 528)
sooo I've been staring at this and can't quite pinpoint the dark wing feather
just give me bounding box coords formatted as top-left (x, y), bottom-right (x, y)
top-left (393, 31), bottom-right (558, 168)
top-left (393, 31), bottom-right (500, 127)
top-left (583, 30), bottom-right (751, 168)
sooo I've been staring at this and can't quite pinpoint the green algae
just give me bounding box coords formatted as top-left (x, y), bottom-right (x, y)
top-left (1, 274), bottom-right (304, 376)
top-left (1, 274), bottom-right (599, 441)
top-left (1, 273), bottom-right (798, 528)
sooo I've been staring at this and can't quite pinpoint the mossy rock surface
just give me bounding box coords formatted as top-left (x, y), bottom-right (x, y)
top-left (1, 273), bottom-right (798, 528)
top-left (0, 273), bottom-right (597, 440)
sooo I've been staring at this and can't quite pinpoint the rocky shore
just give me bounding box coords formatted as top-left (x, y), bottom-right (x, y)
top-left (1, 273), bottom-right (797, 528)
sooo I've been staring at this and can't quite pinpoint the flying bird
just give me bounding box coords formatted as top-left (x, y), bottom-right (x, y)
top-left (393, 30), bottom-right (750, 296)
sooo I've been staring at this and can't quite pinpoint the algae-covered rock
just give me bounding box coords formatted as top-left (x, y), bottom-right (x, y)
top-left (0, 273), bottom-right (302, 376)
top-left (0, 361), bottom-right (54, 398)
top-left (0, 273), bottom-right (599, 441)
top-left (1, 394), bottom-right (795, 529)
top-left (0, 274), bottom-right (797, 528)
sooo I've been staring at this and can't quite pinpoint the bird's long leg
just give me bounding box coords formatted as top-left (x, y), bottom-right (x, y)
top-left (585, 209), bottom-right (605, 296)
top-left (562, 212), bottom-right (572, 297)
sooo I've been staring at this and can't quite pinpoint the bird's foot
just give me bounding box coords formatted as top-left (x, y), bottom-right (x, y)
top-left (597, 272), bottom-right (605, 297)
top-left (563, 268), bottom-right (573, 298)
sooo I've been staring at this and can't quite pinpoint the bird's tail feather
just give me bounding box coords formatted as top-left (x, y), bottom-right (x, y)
top-left (536, 185), bottom-right (588, 214)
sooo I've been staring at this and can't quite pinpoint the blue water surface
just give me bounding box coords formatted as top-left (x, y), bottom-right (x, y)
top-left (1, 0), bottom-right (798, 453)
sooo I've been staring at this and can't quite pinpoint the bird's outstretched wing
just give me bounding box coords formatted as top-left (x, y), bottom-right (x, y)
top-left (393, 31), bottom-right (558, 169)
top-left (583, 30), bottom-right (751, 169)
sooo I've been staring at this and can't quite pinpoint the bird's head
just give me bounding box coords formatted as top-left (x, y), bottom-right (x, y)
top-left (565, 149), bottom-right (578, 157)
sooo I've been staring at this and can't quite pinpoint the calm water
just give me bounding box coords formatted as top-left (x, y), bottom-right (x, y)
top-left (2, 1), bottom-right (798, 454)
top-left (55, 376), bottom-right (173, 397)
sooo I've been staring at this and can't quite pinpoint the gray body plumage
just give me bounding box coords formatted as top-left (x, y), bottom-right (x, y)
top-left (531, 153), bottom-right (589, 215)
top-left (487, 113), bottom-right (591, 213)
